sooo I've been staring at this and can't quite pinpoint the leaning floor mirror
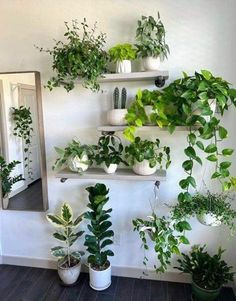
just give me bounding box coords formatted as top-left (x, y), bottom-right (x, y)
top-left (0, 71), bottom-right (48, 211)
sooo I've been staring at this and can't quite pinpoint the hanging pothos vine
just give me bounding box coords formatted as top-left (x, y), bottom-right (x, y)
top-left (11, 106), bottom-right (34, 179)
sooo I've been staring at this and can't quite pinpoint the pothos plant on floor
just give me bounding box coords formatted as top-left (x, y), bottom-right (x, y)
top-left (171, 190), bottom-right (236, 232)
top-left (108, 43), bottom-right (137, 73)
top-left (175, 245), bottom-right (234, 301)
top-left (125, 137), bottom-right (171, 175)
top-left (47, 203), bottom-right (85, 285)
top-left (36, 19), bottom-right (108, 92)
top-left (133, 213), bottom-right (191, 273)
top-left (11, 106), bottom-right (33, 179)
top-left (84, 183), bottom-right (114, 291)
top-left (53, 139), bottom-right (94, 173)
top-left (93, 135), bottom-right (128, 174)
top-left (107, 87), bottom-right (128, 126)
top-left (135, 12), bottom-right (170, 71)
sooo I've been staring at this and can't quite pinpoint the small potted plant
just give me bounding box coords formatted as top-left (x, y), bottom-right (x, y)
top-left (0, 156), bottom-right (24, 208)
top-left (84, 183), bottom-right (114, 290)
top-left (36, 19), bottom-right (108, 92)
top-left (171, 191), bottom-right (236, 231)
top-left (47, 203), bottom-right (85, 285)
top-left (133, 213), bottom-right (191, 273)
top-left (135, 13), bottom-right (170, 71)
top-left (125, 137), bottom-right (171, 175)
top-left (94, 135), bottom-right (128, 174)
top-left (175, 245), bottom-right (235, 301)
top-left (53, 139), bottom-right (94, 173)
top-left (108, 43), bottom-right (137, 73)
top-left (107, 87), bottom-right (128, 125)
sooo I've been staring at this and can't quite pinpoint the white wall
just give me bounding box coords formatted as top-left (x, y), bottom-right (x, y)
top-left (0, 0), bottom-right (236, 277)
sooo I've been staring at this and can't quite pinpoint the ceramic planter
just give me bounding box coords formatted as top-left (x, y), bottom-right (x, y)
top-left (67, 154), bottom-right (89, 172)
top-left (116, 60), bottom-right (131, 73)
top-left (197, 213), bottom-right (222, 227)
top-left (2, 197), bottom-right (9, 209)
top-left (133, 159), bottom-right (157, 175)
top-left (103, 163), bottom-right (118, 174)
top-left (107, 109), bottom-right (128, 126)
top-left (192, 281), bottom-right (221, 301)
top-left (89, 262), bottom-right (111, 291)
top-left (58, 261), bottom-right (81, 285)
top-left (142, 56), bottom-right (160, 71)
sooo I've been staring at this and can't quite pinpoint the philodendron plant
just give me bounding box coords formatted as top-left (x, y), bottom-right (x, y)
top-left (108, 43), bottom-right (137, 63)
top-left (133, 213), bottom-right (191, 273)
top-left (47, 203), bottom-right (85, 285)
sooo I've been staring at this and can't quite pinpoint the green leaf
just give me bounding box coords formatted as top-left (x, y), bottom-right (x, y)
top-left (196, 141), bottom-right (204, 151)
top-left (205, 143), bottom-right (217, 153)
top-left (219, 126), bottom-right (228, 139)
top-left (135, 118), bottom-right (143, 127)
top-left (53, 232), bottom-right (66, 241)
top-left (222, 148), bottom-right (234, 156)
top-left (182, 160), bottom-right (193, 171)
top-left (188, 133), bottom-right (196, 145)
top-left (71, 251), bottom-right (85, 260)
top-left (61, 203), bottom-right (73, 222)
top-left (47, 214), bottom-right (66, 227)
top-left (51, 246), bottom-right (66, 258)
top-left (184, 146), bottom-right (196, 159)
top-left (179, 236), bottom-right (190, 244)
top-left (73, 213), bottom-right (84, 227)
top-left (211, 172), bottom-right (221, 179)
top-left (220, 161), bottom-right (231, 169)
top-left (101, 239), bottom-right (113, 248)
top-left (176, 221), bottom-right (192, 232)
top-left (187, 176), bottom-right (196, 188)
top-left (206, 154), bottom-right (218, 162)
top-left (201, 70), bottom-right (212, 80)
top-left (171, 246), bottom-right (180, 255)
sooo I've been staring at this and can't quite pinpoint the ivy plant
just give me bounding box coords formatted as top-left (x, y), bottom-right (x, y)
top-left (84, 183), bottom-right (114, 270)
top-left (36, 19), bottom-right (108, 92)
top-left (133, 213), bottom-right (191, 273)
top-left (0, 156), bottom-right (24, 198)
top-left (125, 137), bottom-right (171, 169)
top-left (93, 135), bottom-right (128, 168)
top-left (47, 203), bottom-right (85, 267)
top-left (11, 106), bottom-right (33, 179)
top-left (135, 13), bottom-right (170, 59)
top-left (108, 43), bottom-right (137, 62)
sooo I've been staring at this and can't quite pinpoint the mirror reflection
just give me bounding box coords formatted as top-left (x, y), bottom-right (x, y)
top-left (0, 72), bottom-right (48, 211)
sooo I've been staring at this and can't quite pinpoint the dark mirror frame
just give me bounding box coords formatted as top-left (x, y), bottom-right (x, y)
top-left (0, 71), bottom-right (48, 211)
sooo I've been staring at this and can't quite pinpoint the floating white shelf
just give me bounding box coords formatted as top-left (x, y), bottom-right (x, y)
top-left (56, 168), bottom-right (166, 182)
top-left (97, 125), bottom-right (200, 133)
top-left (77, 71), bottom-right (169, 84)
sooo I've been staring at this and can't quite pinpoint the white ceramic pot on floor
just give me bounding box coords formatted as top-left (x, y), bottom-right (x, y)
top-left (142, 57), bottom-right (160, 71)
top-left (107, 109), bottom-right (128, 126)
top-left (103, 163), bottom-right (118, 174)
top-left (133, 160), bottom-right (157, 175)
top-left (116, 60), bottom-right (131, 73)
top-left (89, 263), bottom-right (111, 291)
top-left (197, 213), bottom-right (221, 226)
top-left (58, 262), bottom-right (81, 285)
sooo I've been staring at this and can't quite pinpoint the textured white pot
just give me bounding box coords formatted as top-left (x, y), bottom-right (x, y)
top-left (58, 261), bottom-right (81, 285)
top-left (116, 60), bottom-right (131, 73)
top-left (133, 159), bottom-right (157, 175)
top-left (67, 154), bottom-right (89, 172)
top-left (103, 163), bottom-right (118, 174)
top-left (197, 213), bottom-right (222, 227)
top-left (144, 105), bottom-right (154, 124)
top-left (142, 56), bottom-right (160, 71)
top-left (2, 197), bottom-right (9, 209)
top-left (107, 109), bottom-right (128, 126)
top-left (89, 263), bottom-right (111, 291)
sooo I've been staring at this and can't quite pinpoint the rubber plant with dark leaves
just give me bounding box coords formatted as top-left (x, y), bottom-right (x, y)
top-left (47, 203), bottom-right (85, 268)
top-left (11, 106), bottom-right (33, 179)
top-left (84, 183), bottom-right (114, 270)
top-left (133, 213), bottom-right (191, 273)
top-left (36, 19), bottom-right (108, 92)
top-left (0, 155), bottom-right (24, 198)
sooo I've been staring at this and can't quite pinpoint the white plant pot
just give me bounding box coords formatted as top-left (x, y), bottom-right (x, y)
top-left (2, 197), bottom-right (9, 209)
top-left (58, 261), bottom-right (81, 285)
top-left (197, 213), bottom-right (222, 227)
top-left (89, 263), bottom-right (111, 291)
top-left (103, 163), bottom-right (118, 174)
top-left (107, 109), bottom-right (128, 126)
top-left (67, 154), bottom-right (89, 172)
top-left (142, 56), bottom-right (160, 71)
top-left (116, 60), bottom-right (131, 73)
top-left (133, 159), bottom-right (157, 176)
top-left (144, 105), bottom-right (154, 124)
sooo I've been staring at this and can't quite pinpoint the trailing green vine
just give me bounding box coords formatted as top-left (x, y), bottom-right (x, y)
top-left (12, 106), bottom-right (33, 179)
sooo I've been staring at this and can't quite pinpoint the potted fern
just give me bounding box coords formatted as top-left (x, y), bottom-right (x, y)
top-left (47, 203), bottom-right (85, 285)
top-left (107, 87), bottom-right (128, 126)
top-left (108, 43), bottom-right (137, 73)
top-left (175, 245), bottom-right (235, 301)
top-left (84, 183), bottom-right (114, 290)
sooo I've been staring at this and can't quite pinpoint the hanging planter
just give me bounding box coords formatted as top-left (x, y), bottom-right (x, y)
top-left (197, 213), bottom-right (222, 227)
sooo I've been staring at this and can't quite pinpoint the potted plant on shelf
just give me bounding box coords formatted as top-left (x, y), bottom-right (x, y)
top-left (47, 203), bottom-right (85, 285)
top-left (175, 245), bottom-right (235, 301)
top-left (0, 156), bottom-right (24, 208)
top-left (108, 43), bottom-right (137, 73)
top-left (135, 13), bottom-right (170, 71)
top-left (93, 135), bottom-right (128, 174)
top-left (133, 213), bottom-right (191, 273)
top-left (171, 191), bottom-right (236, 232)
top-left (107, 87), bottom-right (128, 126)
top-left (125, 137), bottom-right (171, 175)
top-left (36, 19), bottom-right (108, 92)
top-left (84, 183), bottom-right (114, 290)
top-left (53, 139), bottom-right (94, 173)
